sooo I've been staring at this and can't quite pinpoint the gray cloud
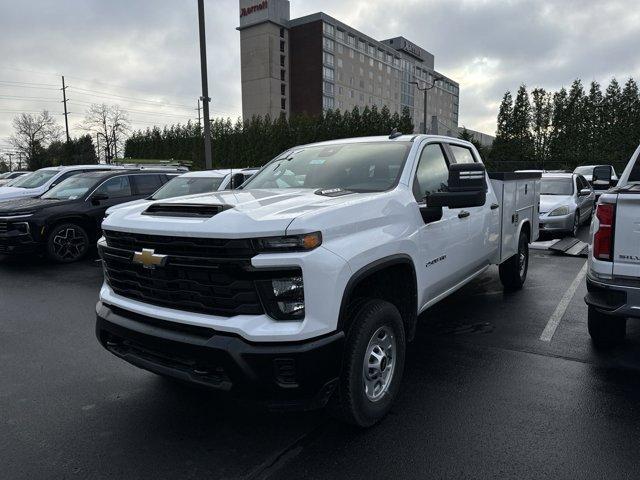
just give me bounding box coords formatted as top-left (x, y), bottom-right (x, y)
top-left (1, 0), bottom-right (639, 151)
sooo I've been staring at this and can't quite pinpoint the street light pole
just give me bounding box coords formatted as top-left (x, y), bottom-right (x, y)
top-left (197, 0), bottom-right (213, 169)
top-left (411, 74), bottom-right (442, 134)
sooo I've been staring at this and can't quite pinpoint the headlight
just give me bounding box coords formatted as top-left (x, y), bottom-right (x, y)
top-left (8, 222), bottom-right (30, 234)
top-left (256, 272), bottom-right (305, 320)
top-left (549, 206), bottom-right (570, 216)
top-left (254, 232), bottom-right (322, 252)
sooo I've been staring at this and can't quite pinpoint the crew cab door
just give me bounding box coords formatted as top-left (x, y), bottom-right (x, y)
top-left (87, 175), bottom-right (135, 230)
top-left (444, 142), bottom-right (500, 272)
top-left (413, 142), bottom-right (471, 302)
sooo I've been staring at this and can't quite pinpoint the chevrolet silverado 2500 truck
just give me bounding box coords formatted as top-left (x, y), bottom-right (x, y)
top-left (585, 146), bottom-right (640, 347)
top-left (96, 135), bottom-right (540, 426)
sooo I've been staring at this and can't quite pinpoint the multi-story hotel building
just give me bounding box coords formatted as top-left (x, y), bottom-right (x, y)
top-left (238, 0), bottom-right (460, 135)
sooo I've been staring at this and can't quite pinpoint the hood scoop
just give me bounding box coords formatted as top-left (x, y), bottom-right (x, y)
top-left (142, 203), bottom-right (232, 218)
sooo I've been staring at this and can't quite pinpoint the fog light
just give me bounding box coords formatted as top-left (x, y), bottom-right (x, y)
top-left (257, 273), bottom-right (305, 320)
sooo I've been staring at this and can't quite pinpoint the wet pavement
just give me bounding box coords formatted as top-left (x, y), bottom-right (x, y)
top-left (2, 225), bottom-right (639, 479)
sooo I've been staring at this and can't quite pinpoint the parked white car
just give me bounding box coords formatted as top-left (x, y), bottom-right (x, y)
top-left (96, 135), bottom-right (540, 426)
top-left (0, 171), bottom-right (30, 187)
top-left (104, 168), bottom-right (259, 216)
top-left (586, 149), bottom-right (640, 346)
top-left (539, 173), bottom-right (595, 236)
top-left (0, 165), bottom-right (118, 202)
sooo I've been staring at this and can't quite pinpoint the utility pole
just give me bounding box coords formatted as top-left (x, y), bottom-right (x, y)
top-left (6, 152), bottom-right (13, 171)
top-left (411, 74), bottom-right (442, 134)
top-left (96, 133), bottom-right (100, 163)
top-left (197, 0), bottom-right (213, 169)
top-left (112, 125), bottom-right (118, 161)
top-left (196, 98), bottom-right (202, 129)
top-left (17, 153), bottom-right (23, 170)
top-left (61, 76), bottom-right (70, 143)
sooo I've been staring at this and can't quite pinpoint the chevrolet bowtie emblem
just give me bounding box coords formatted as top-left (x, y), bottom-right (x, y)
top-left (132, 248), bottom-right (167, 269)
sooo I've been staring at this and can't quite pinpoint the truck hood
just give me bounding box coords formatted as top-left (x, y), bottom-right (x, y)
top-left (0, 187), bottom-right (40, 201)
top-left (103, 188), bottom-right (376, 238)
top-left (0, 197), bottom-right (75, 215)
top-left (539, 195), bottom-right (573, 214)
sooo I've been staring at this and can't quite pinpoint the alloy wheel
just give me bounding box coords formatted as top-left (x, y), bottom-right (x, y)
top-left (52, 227), bottom-right (86, 261)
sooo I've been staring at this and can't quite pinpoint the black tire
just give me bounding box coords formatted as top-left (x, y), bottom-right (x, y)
top-left (46, 223), bottom-right (90, 263)
top-left (331, 299), bottom-right (406, 427)
top-left (588, 306), bottom-right (626, 348)
top-left (499, 229), bottom-right (529, 291)
top-left (571, 210), bottom-right (580, 236)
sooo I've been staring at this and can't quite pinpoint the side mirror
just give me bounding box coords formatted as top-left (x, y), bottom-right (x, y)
top-left (592, 166), bottom-right (613, 189)
top-left (229, 173), bottom-right (246, 190)
top-left (91, 193), bottom-right (109, 204)
top-left (579, 188), bottom-right (591, 197)
top-left (426, 163), bottom-right (487, 209)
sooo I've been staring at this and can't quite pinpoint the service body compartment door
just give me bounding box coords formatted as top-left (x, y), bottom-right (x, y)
top-left (613, 193), bottom-right (640, 278)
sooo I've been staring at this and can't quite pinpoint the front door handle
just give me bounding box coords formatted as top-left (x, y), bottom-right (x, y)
top-left (458, 210), bottom-right (471, 219)
top-left (490, 203), bottom-right (499, 210)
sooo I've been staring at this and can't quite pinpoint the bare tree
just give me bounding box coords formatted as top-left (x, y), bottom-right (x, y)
top-left (81, 104), bottom-right (130, 163)
top-left (9, 111), bottom-right (61, 168)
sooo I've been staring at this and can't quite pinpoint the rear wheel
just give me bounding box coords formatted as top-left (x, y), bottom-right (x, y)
top-left (499, 230), bottom-right (529, 291)
top-left (331, 299), bottom-right (405, 427)
top-left (588, 306), bottom-right (626, 348)
top-left (46, 223), bottom-right (89, 263)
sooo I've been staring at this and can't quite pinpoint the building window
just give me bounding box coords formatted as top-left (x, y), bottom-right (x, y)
top-left (323, 22), bottom-right (335, 36)
top-left (337, 100), bottom-right (344, 109)
top-left (323, 81), bottom-right (334, 95)
top-left (348, 48), bottom-right (354, 59)
top-left (280, 55), bottom-right (285, 67)
top-left (359, 53), bottom-right (365, 63)
top-left (359, 79), bottom-right (365, 89)
top-left (358, 40), bottom-right (366, 51)
top-left (338, 86), bottom-right (343, 94)
top-left (323, 37), bottom-right (334, 51)
top-left (280, 69), bottom-right (285, 81)
top-left (337, 58), bottom-right (343, 68)
top-left (323, 95), bottom-right (335, 110)
top-left (359, 93), bottom-right (365, 102)
top-left (369, 58), bottom-right (374, 67)
top-left (323, 52), bottom-right (334, 67)
top-left (377, 49), bottom-right (384, 60)
top-left (337, 43), bottom-right (344, 54)
top-left (281, 98), bottom-right (286, 110)
top-left (336, 29), bottom-right (345, 41)
top-left (323, 66), bottom-right (335, 81)
top-left (280, 40), bottom-right (285, 53)
top-left (368, 45), bottom-right (375, 55)
top-left (280, 27), bottom-right (285, 38)
top-left (281, 83), bottom-right (286, 96)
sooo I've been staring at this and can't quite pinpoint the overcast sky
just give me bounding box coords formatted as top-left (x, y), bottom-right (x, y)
top-left (1, 0), bottom-right (639, 154)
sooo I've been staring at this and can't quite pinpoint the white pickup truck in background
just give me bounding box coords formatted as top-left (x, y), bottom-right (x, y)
top-left (95, 134), bottom-right (540, 426)
top-left (586, 146), bottom-right (640, 346)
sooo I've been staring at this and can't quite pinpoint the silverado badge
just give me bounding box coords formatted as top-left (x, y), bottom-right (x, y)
top-left (132, 248), bottom-right (167, 269)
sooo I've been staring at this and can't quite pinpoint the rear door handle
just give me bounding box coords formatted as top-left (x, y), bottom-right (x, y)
top-left (458, 210), bottom-right (470, 219)
top-left (490, 203), bottom-right (499, 210)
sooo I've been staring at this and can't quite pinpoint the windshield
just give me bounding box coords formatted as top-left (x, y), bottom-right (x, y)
top-left (41, 176), bottom-right (97, 200)
top-left (573, 166), bottom-right (594, 176)
top-left (151, 176), bottom-right (225, 200)
top-left (0, 172), bottom-right (10, 179)
top-left (243, 142), bottom-right (411, 192)
top-left (541, 178), bottom-right (574, 195)
top-left (10, 169), bottom-right (58, 189)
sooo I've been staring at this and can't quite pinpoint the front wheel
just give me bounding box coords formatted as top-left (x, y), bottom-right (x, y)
top-left (499, 230), bottom-right (529, 291)
top-left (331, 299), bottom-right (406, 427)
top-left (46, 223), bottom-right (90, 263)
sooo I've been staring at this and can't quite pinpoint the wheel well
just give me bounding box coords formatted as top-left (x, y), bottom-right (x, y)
top-left (520, 220), bottom-right (531, 242)
top-left (340, 258), bottom-right (418, 341)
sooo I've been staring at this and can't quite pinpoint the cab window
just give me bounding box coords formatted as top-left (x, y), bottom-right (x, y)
top-left (448, 145), bottom-right (476, 164)
top-left (132, 174), bottom-right (164, 195)
top-left (412, 143), bottom-right (449, 202)
top-left (94, 176), bottom-right (132, 198)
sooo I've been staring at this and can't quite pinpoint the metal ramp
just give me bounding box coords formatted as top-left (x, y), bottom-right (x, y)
top-left (530, 237), bottom-right (589, 257)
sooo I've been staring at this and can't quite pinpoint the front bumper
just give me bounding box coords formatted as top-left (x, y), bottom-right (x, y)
top-left (0, 232), bottom-right (40, 255)
top-left (585, 275), bottom-right (640, 318)
top-left (96, 301), bottom-right (344, 410)
top-left (539, 212), bottom-right (574, 232)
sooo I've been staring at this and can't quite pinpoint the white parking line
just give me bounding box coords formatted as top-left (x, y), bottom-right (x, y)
top-left (539, 261), bottom-right (589, 342)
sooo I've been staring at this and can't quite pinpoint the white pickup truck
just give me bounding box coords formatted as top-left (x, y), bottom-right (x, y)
top-left (96, 134), bottom-right (540, 426)
top-left (586, 146), bottom-right (640, 347)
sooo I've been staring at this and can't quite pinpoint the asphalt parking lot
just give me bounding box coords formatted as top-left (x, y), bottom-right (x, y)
top-left (2, 225), bottom-right (640, 479)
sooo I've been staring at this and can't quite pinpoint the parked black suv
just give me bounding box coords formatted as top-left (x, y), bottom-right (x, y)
top-left (0, 169), bottom-right (176, 262)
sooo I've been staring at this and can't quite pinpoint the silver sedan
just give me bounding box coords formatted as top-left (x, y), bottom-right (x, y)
top-left (538, 173), bottom-right (595, 237)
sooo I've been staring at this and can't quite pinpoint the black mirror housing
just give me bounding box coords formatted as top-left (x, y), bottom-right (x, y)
top-left (426, 163), bottom-right (487, 209)
top-left (592, 166), bottom-right (613, 186)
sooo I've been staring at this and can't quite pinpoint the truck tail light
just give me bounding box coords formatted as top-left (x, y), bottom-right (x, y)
top-left (593, 203), bottom-right (616, 261)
